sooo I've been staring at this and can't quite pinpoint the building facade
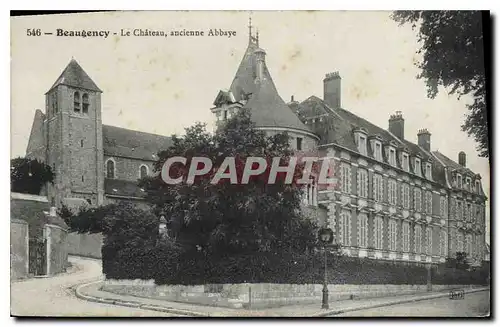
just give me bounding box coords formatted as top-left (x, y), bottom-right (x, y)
top-left (24, 26), bottom-right (487, 266)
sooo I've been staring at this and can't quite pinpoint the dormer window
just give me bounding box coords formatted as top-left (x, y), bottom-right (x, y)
top-left (374, 142), bottom-right (382, 161)
top-left (414, 158), bottom-right (421, 176)
top-left (465, 177), bottom-right (471, 191)
top-left (388, 148), bottom-right (396, 166)
top-left (354, 128), bottom-right (368, 156)
top-left (425, 162), bottom-right (432, 179)
top-left (401, 152), bottom-right (409, 172)
top-left (457, 174), bottom-right (463, 188)
top-left (475, 180), bottom-right (481, 193)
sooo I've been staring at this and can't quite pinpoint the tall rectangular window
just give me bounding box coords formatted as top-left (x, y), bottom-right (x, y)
top-left (357, 169), bottom-right (368, 198)
top-left (341, 163), bottom-right (351, 194)
top-left (373, 174), bottom-right (383, 203)
top-left (389, 219), bottom-right (397, 251)
top-left (339, 210), bottom-right (351, 246)
top-left (425, 191), bottom-right (432, 215)
top-left (374, 142), bottom-right (382, 161)
top-left (457, 232), bottom-right (464, 252)
top-left (374, 216), bottom-right (384, 250)
top-left (440, 196), bottom-right (448, 218)
top-left (402, 183), bottom-right (410, 209)
top-left (466, 234), bottom-right (472, 256)
top-left (415, 225), bottom-right (422, 254)
top-left (414, 187), bottom-right (422, 212)
top-left (389, 148), bottom-right (396, 166)
top-left (358, 213), bottom-right (368, 248)
top-left (402, 221), bottom-right (410, 252)
top-left (415, 158), bottom-right (421, 176)
top-left (440, 229), bottom-right (447, 256)
top-left (358, 135), bottom-right (367, 155)
top-left (388, 179), bottom-right (397, 205)
top-left (425, 162), bottom-right (432, 179)
top-left (457, 201), bottom-right (463, 220)
top-left (402, 153), bottom-right (409, 172)
top-left (426, 227), bottom-right (433, 255)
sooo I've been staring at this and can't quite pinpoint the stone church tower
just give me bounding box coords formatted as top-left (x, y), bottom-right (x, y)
top-left (42, 59), bottom-right (104, 206)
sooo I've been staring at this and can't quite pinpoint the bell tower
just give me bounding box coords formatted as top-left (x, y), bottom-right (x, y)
top-left (45, 59), bottom-right (104, 206)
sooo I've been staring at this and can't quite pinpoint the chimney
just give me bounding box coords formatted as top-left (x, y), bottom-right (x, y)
top-left (388, 111), bottom-right (404, 140)
top-left (288, 95), bottom-right (299, 113)
top-left (417, 128), bottom-right (431, 152)
top-left (323, 72), bottom-right (341, 109)
top-left (458, 151), bottom-right (466, 167)
top-left (254, 47), bottom-right (266, 82)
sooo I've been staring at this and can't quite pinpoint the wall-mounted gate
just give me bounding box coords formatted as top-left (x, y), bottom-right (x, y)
top-left (28, 238), bottom-right (46, 276)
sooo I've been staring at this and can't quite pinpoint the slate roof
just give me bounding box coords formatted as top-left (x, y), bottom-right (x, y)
top-left (104, 178), bottom-right (147, 198)
top-left (47, 59), bottom-right (102, 94)
top-left (103, 125), bottom-right (173, 161)
top-left (219, 40), bottom-right (313, 134)
top-left (433, 151), bottom-right (476, 176)
top-left (297, 95), bottom-right (446, 185)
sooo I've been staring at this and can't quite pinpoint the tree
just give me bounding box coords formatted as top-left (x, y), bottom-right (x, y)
top-left (11, 157), bottom-right (54, 195)
top-left (139, 109), bottom-right (318, 255)
top-left (392, 11), bottom-right (489, 158)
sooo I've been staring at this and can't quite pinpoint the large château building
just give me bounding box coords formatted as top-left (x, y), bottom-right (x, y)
top-left (25, 25), bottom-right (487, 266)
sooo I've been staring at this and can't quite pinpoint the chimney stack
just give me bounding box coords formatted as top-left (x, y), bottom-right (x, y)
top-left (417, 128), bottom-right (431, 152)
top-left (323, 72), bottom-right (341, 109)
top-left (458, 151), bottom-right (466, 167)
top-left (388, 111), bottom-right (404, 140)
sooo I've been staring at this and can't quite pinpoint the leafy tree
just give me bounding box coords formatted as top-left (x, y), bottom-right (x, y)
top-left (392, 11), bottom-right (489, 158)
top-left (11, 157), bottom-right (54, 195)
top-left (139, 109), bottom-right (318, 255)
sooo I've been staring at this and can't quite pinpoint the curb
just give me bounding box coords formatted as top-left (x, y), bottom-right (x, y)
top-left (74, 281), bottom-right (210, 317)
top-left (312, 287), bottom-right (490, 317)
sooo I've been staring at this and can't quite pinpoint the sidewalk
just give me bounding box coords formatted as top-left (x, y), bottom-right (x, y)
top-left (75, 281), bottom-right (489, 317)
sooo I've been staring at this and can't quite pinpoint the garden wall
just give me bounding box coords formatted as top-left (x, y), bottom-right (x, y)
top-left (102, 280), bottom-right (480, 309)
top-left (66, 232), bottom-right (103, 259)
top-left (10, 219), bottom-right (29, 280)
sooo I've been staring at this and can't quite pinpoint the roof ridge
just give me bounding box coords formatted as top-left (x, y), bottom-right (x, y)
top-left (102, 124), bottom-right (171, 139)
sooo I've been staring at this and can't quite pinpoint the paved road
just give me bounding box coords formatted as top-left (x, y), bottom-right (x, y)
top-left (10, 256), bottom-right (182, 317)
top-left (334, 290), bottom-right (491, 317)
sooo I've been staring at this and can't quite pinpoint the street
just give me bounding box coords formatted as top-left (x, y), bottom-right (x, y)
top-left (333, 290), bottom-right (491, 317)
top-left (10, 256), bottom-right (182, 317)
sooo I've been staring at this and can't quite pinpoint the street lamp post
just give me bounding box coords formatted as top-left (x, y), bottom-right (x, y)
top-left (318, 227), bottom-right (334, 310)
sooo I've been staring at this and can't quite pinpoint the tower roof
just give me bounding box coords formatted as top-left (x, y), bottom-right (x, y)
top-left (225, 32), bottom-right (312, 134)
top-left (47, 59), bottom-right (102, 94)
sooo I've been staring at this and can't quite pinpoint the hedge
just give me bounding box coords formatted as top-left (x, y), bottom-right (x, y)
top-left (103, 242), bottom-right (489, 286)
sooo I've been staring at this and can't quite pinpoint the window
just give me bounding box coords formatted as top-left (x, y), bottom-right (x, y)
top-left (457, 201), bottom-right (463, 220)
top-left (466, 203), bottom-right (472, 222)
top-left (402, 183), bottom-right (410, 209)
top-left (415, 225), bottom-right (422, 254)
top-left (414, 158), bottom-right (421, 176)
top-left (466, 234), bottom-right (472, 256)
top-left (81, 139), bottom-right (84, 148)
top-left (341, 163), bottom-right (351, 194)
top-left (140, 165), bottom-right (148, 179)
top-left (303, 178), bottom-right (317, 206)
top-left (339, 210), bottom-right (351, 246)
top-left (358, 135), bottom-right (367, 155)
top-left (357, 169), bottom-right (368, 198)
top-left (74, 91), bottom-right (81, 112)
top-left (358, 213), bottom-right (368, 248)
top-left (465, 177), bottom-right (471, 190)
top-left (440, 229), bottom-right (447, 256)
top-left (475, 180), bottom-right (481, 193)
top-left (425, 162), bottom-right (432, 179)
top-left (426, 227), bottom-right (433, 255)
top-left (296, 137), bottom-right (303, 151)
top-left (457, 174), bottom-right (462, 188)
top-left (52, 92), bottom-right (58, 114)
top-left (106, 159), bottom-right (115, 179)
top-left (425, 191), bottom-right (432, 215)
top-left (374, 216), bottom-right (384, 250)
top-left (388, 179), bottom-right (397, 206)
top-left (81, 175), bottom-right (84, 182)
top-left (402, 153), bottom-right (409, 172)
top-left (389, 219), bottom-right (397, 251)
top-left (82, 93), bottom-right (89, 114)
top-left (223, 110), bottom-right (228, 120)
top-left (373, 174), bottom-right (383, 202)
top-left (457, 232), bottom-right (464, 252)
top-left (440, 196), bottom-right (448, 218)
top-left (374, 142), bottom-right (382, 161)
top-left (414, 187), bottom-right (422, 212)
top-left (402, 221), bottom-right (410, 252)
top-left (389, 148), bottom-right (396, 166)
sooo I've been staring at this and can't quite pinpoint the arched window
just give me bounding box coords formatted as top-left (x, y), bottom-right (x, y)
top-left (74, 91), bottom-right (81, 113)
top-left (140, 165), bottom-right (148, 179)
top-left (106, 159), bottom-right (115, 179)
top-left (82, 93), bottom-right (89, 114)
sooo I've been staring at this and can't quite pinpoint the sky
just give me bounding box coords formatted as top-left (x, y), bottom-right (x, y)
top-left (10, 11), bottom-right (490, 239)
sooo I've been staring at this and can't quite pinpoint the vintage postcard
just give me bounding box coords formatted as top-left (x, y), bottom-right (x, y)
top-left (10, 10), bottom-right (490, 318)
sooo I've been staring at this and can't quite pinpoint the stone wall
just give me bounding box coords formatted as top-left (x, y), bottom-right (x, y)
top-left (66, 232), bottom-right (103, 258)
top-left (46, 224), bottom-right (69, 275)
top-left (102, 280), bottom-right (478, 309)
top-left (10, 219), bottom-right (29, 280)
